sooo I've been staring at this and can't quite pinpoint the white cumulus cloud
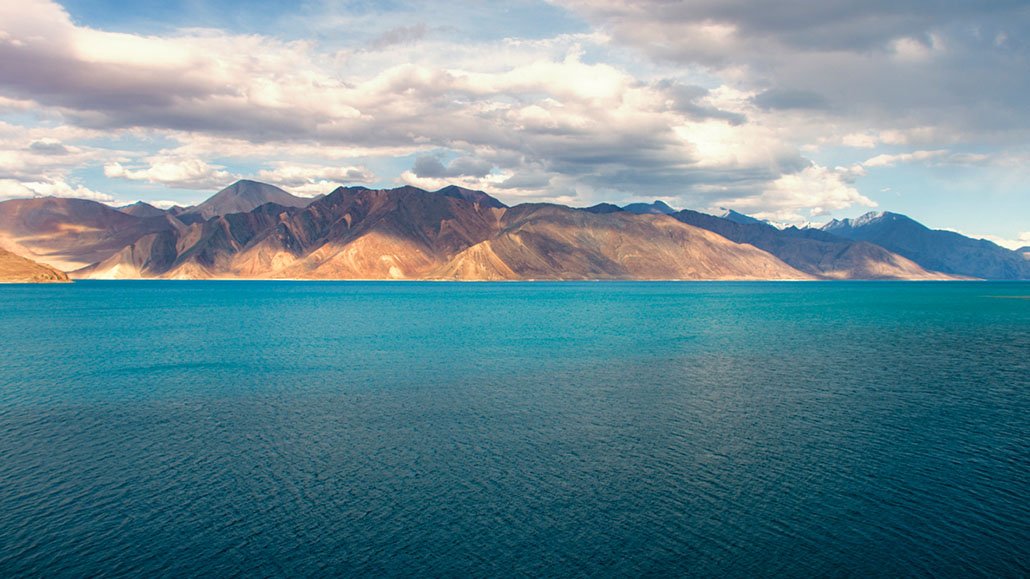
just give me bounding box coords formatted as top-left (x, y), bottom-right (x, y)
top-left (104, 158), bottom-right (236, 189)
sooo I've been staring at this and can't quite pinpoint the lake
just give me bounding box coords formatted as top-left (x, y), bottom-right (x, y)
top-left (0, 281), bottom-right (1027, 576)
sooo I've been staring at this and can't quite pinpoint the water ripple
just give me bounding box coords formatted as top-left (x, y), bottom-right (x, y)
top-left (0, 281), bottom-right (1027, 576)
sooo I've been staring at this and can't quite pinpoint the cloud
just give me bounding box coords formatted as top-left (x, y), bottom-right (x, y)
top-left (0, 122), bottom-right (125, 204)
top-left (0, 179), bottom-right (38, 200)
top-left (0, 178), bottom-right (114, 202)
top-left (0, 1), bottom-right (843, 218)
top-left (943, 229), bottom-right (1030, 251)
top-left (255, 163), bottom-right (376, 196)
top-left (839, 133), bottom-right (879, 148)
top-left (104, 157), bottom-right (236, 189)
top-left (367, 24), bottom-right (429, 50)
top-left (411, 155), bottom-right (494, 178)
top-left (860, 149), bottom-right (995, 169)
top-left (558, 1), bottom-right (1030, 139)
top-left (28, 138), bottom-right (70, 155)
top-left (255, 164), bottom-right (376, 187)
top-left (653, 80), bottom-right (747, 124)
top-left (0, 2), bottom-right (732, 204)
top-left (862, 149), bottom-right (948, 168)
top-left (752, 89), bottom-right (829, 111)
top-left (496, 171), bottom-right (552, 190)
top-left (0, 2), bottom-right (714, 177)
top-left (0, 0), bottom-right (1021, 231)
top-left (0, 129), bottom-right (115, 190)
top-left (716, 164), bottom-right (876, 223)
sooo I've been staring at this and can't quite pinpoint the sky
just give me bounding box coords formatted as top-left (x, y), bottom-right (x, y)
top-left (0, 0), bottom-right (1027, 247)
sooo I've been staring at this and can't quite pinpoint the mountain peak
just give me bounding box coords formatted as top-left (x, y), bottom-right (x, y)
top-left (581, 202), bottom-right (623, 214)
top-left (216, 180), bottom-right (284, 201)
top-left (434, 185), bottom-right (507, 208)
top-left (185, 180), bottom-right (315, 219)
top-left (823, 210), bottom-right (919, 232)
top-left (820, 210), bottom-right (1028, 279)
top-left (622, 200), bottom-right (677, 215)
top-left (717, 208), bottom-right (765, 225)
top-left (119, 201), bottom-right (166, 218)
top-left (320, 184), bottom-right (508, 210)
top-left (851, 210), bottom-right (888, 226)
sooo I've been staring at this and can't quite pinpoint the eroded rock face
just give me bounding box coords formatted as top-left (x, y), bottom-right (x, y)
top-left (0, 249), bottom-right (69, 283)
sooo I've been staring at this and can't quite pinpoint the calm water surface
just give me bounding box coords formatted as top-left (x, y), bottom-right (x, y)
top-left (0, 281), bottom-right (1027, 576)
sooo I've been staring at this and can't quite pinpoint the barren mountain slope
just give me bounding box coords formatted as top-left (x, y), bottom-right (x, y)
top-left (671, 209), bottom-right (954, 280)
top-left (0, 248), bottom-right (70, 283)
top-left (436, 205), bottom-right (810, 280)
top-left (0, 197), bottom-right (177, 270)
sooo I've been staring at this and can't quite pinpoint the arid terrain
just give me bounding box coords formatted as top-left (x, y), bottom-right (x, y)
top-left (0, 181), bottom-right (1024, 282)
top-left (0, 248), bottom-right (69, 283)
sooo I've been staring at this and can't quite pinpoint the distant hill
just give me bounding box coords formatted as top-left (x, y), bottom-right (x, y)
top-left (580, 203), bottom-right (623, 214)
top-left (718, 208), bottom-right (765, 225)
top-left (179, 179), bottom-right (317, 220)
top-left (0, 248), bottom-right (69, 283)
top-left (119, 201), bottom-right (167, 218)
top-left (671, 210), bottom-right (951, 280)
top-left (580, 200), bottom-right (678, 215)
top-left (622, 200), bottom-right (677, 215)
top-left (822, 212), bottom-right (1029, 280)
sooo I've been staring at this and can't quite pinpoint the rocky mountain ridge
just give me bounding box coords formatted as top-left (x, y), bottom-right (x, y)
top-left (823, 211), bottom-right (1028, 280)
top-left (0, 180), bottom-right (1020, 281)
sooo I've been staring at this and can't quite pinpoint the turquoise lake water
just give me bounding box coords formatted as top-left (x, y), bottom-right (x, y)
top-left (0, 281), bottom-right (1027, 576)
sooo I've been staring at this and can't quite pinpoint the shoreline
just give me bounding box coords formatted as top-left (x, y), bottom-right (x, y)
top-left (50, 277), bottom-right (1012, 283)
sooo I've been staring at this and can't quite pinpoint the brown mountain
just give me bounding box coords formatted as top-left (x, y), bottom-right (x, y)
top-left (77, 202), bottom-right (294, 278)
top-left (439, 204), bottom-right (807, 280)
top-left (119, 201), bottom-right (167, 218)
top-left (0, 197), bottom-right (178, 270)
top-left (75, 186), bottom-right (808, 280)
top-left (259, 185), bottom-right (506, 279)
top-left (0, 248), bottom-right (69, 283)
top-left (179, 179), bottom-right (316, 220)
top-left (83, 185), bottom-right (505, 279)
top-left (2, 181), bottom-right (975, 281)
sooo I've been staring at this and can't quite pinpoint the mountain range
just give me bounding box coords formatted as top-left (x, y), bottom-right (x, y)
top-left (822, 212), bottom-right (1028, 280)
top-left (0, 180), bottom-right (1025, 281)
top-left (667, 209), bottom-right (950, 280)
